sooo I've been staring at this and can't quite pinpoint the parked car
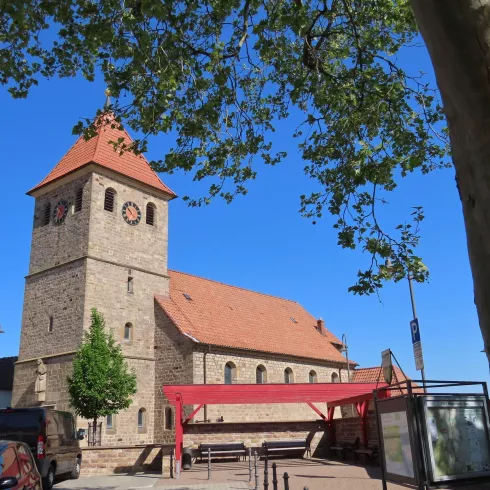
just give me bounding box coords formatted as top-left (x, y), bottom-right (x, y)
top-left (0, 408), bottom-right (82, 490)
top-left (0, 440), bottom-right (42, 490)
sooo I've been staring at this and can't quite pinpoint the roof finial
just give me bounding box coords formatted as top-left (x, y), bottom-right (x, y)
top-left (104, 88), bottom-right (112, 111)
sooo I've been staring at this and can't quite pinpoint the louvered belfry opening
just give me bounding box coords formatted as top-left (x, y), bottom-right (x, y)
top-left (74, 188), bottom-right (83, 212)
top-left (146, 203), bottom-right (155, 225)
top-left (43, 202), bottom-right (51, 226)
top-left (104, 188), bottom-right (115, 212)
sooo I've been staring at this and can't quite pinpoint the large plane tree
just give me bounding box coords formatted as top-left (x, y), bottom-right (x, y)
top-left (2, 1), bottom-right (490, 359)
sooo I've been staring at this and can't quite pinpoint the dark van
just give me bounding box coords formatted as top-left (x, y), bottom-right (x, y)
top-left (0, 408), bottom-right (82, 490)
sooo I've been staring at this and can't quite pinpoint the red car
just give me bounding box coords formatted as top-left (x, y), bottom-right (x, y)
top-left (0, 441), bottom-right (42, 490)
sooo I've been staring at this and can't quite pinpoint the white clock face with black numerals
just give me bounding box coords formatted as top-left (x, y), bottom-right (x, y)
top-left (122, 201), bottom-right (141, 226)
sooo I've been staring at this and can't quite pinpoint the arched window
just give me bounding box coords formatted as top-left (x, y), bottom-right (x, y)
top-left (165, 407), bottom-right (173, 430)
top-left (138, 408), bottom-right (146, 429)
top-left (124, 322), bottom-right (132, 341)
top-left (146, 203), bottom-right (156, 226)
top-left (256, 365), bottom-right (267, 384)
top-left (309, 370), bottom-right (318, 383)
top-left (224, 361), bottom-right (236, 384)
top-left (106, 414), bottom-right (114, 429)
top-left (43, 202), bottom-right (51, 226)
top-left (284, 367), bottom-right (293, 384)
top-left (74, 188), bottom-right (83, 213)
top-left (331, 372), bottom-right (340, 383)
top-left (104, 188), bottom-right (116, 212)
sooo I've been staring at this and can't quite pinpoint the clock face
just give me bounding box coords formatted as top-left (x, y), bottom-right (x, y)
top-left (53, 200), bottom-right (69, 225)
top-left (122, 201), bottom-right (141, 226)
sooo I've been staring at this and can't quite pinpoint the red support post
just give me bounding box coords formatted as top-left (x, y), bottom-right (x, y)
top-left (360, 400), bottom-right (370, 447)
top-left (306, 402), bottom-right (327, 420)
top-left (183, 404), bottom-right (204, 425)
top-left (174, 394), bottom-right (183, 477)
top-left (326, 406), bottom-right (335, 445)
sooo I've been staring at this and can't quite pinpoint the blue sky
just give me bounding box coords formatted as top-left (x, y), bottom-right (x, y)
top-left (0, 38), bottom-right (487, 387)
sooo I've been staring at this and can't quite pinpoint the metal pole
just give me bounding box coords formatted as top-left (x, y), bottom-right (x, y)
top-left (272, 463), bottom-right (278, 490)
top-left (408, 274), bottom-right (427, 393)
top-left (249, 448), bottom-right (252, 482)
top-left (170, 449), bottom-right (174, 479)
top-left (207, 448), bottom-right (211, 480)
top-left (283, 472), bottom-right (289, 490)
top-left (254, 451), bottom-right (259, 490)
top-left (263, 457), bottom-right (269, 490)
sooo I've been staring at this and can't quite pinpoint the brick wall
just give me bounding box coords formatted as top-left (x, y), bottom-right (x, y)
top-left (81, 444), bottom-right (173, 476)
top-left (331, 414), bottom-right (378, 445)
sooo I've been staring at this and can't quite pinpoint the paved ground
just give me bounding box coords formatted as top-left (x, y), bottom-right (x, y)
top-left (53, 459), bottom-right (490, 490)
top-left (155, 458), bottom-right (490, 490)
top-left (54, 473), bottom-right (161, 490)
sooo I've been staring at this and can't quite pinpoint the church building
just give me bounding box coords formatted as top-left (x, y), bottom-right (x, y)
top-left (12, 111), bottom-right (353, 446)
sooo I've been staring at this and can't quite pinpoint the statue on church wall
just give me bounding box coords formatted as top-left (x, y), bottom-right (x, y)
top-left (34, 358), bottom-right (47, 403)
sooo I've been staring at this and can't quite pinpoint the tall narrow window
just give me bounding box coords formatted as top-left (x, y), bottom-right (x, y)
top-left (74, 188), bottom-right (83, 213)
top-left (224, 362), bottom-right (236, 384)
top-left (127, 276), bottom-right (134, 293)
top-left (331, 372), bottom-right (340, 383)
top-left (165, 407), bottom-right (173, 430)
top-left (284, 367), bottom-right (293, 384)
top-left (146, 203), bottom-right (156, 226)
top-left (104, 188), bottom-right (115, 212)
top-left (256, 365), bottom-right (266, 384)
top-left (106, 414), bottom-right (113, 429)
top-left (138, 408), bottom-right (145, 428)
top-left (124, 323), bottom-right (132, 341)
top-left (309, 370), bottom-right (318, 383)
top-left (48, 316), bottom-right (53, 333)
top-left (43, 202), bottom-right (51, 226)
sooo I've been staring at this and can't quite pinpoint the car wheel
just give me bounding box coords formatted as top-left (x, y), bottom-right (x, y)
top-left (70, 458), bottom-right (81, 479)
top-left (43, 464), bottom-right (55, 490)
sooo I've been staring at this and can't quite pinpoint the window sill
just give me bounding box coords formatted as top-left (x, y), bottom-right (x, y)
top-left (138, 427), bottom-right (147, 434)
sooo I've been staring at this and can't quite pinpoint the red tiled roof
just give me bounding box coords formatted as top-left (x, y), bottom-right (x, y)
top-left (155, 270), bottom-right (353, 364)
top-left (352, 366), bottom-right (421, 394)
top-left (29, 114), bottom-right (175, 197)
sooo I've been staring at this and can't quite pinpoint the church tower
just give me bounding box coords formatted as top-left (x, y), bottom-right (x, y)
top-left (12, 110), bottom-right (176, 445)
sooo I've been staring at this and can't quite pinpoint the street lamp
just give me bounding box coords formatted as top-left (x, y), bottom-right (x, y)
top-left (340, 334), bottom-right (350, 382)
top-left (386, 259), bottom-right (427, 393)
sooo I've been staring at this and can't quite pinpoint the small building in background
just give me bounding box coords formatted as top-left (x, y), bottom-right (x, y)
top-left (0, 357), bottom-right (17, 407)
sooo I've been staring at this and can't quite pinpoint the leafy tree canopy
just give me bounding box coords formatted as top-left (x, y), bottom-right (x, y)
top-left (1, 0), bottom-right (450, 293)
top-left (67, 308), bottom-right (137, 423)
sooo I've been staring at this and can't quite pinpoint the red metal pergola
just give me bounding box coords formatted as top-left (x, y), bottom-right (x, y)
top-left (163, 382), bottom-right (389, 473)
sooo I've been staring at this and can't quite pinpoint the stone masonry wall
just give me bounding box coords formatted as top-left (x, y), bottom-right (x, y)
top-left (184, 421), bottom-right (327, 456)
top-left (88, 171), bottom-right (169, 276)
top-left (12, 354), bottom-right (74, 410)
top-left (29, 174), bottom-right (92, 274)
top-left (154, 305), bottom-right (194, 444)
top-left (192, 347), bottom-right (348, 423)
top-left (331, 414), bottom-right (378, 445)
top-left (81, 444), bottom-right (173, 476)
top-left (18, 260), bottom-right (86, 361)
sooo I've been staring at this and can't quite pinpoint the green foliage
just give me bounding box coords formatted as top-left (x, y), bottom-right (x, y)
top-left (67, 308), bottom-right (137, 422)
top-left (1, 0), bottom-right (451, 294)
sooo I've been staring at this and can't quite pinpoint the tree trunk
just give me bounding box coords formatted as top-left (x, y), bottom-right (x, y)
top-left (410, 0), bottom-right (490, 364)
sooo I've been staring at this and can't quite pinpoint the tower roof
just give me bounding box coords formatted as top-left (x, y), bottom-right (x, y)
top-left (28, 114), bottom-right (176, 197)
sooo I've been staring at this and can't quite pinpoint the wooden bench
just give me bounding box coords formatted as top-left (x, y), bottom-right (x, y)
top-left (354, 445), bottom-right (379, 464)
top-left (198, 443), bottom-right (247, 462)
top-left (262, 440), bottom-right (311, 459)
top-left (329, 436), bottom-right (360, 460)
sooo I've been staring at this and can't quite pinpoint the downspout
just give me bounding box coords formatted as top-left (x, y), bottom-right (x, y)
top-left (203, 345), bottom-right (210, 422)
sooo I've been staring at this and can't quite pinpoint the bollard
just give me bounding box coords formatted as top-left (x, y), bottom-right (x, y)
top-left (249, 448), bottom-right (252, 482)
top-left (207, 448), bottom-right (211, 480)
top-left (283, 472), bottom-right (289, 490)
top-left (304, 487), bottom-right (309, 490)
top-left (170, 449), bottom-right (174, 479)
top-left (263, 457), bottom-right (269, 490)
top-left (272, 463), bottom-right (278, 490)
top-left (254, 451), bottom-right (259, 490)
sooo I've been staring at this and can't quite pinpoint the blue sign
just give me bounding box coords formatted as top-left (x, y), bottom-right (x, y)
top-left (410, 319), bottom-right (421, 344)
